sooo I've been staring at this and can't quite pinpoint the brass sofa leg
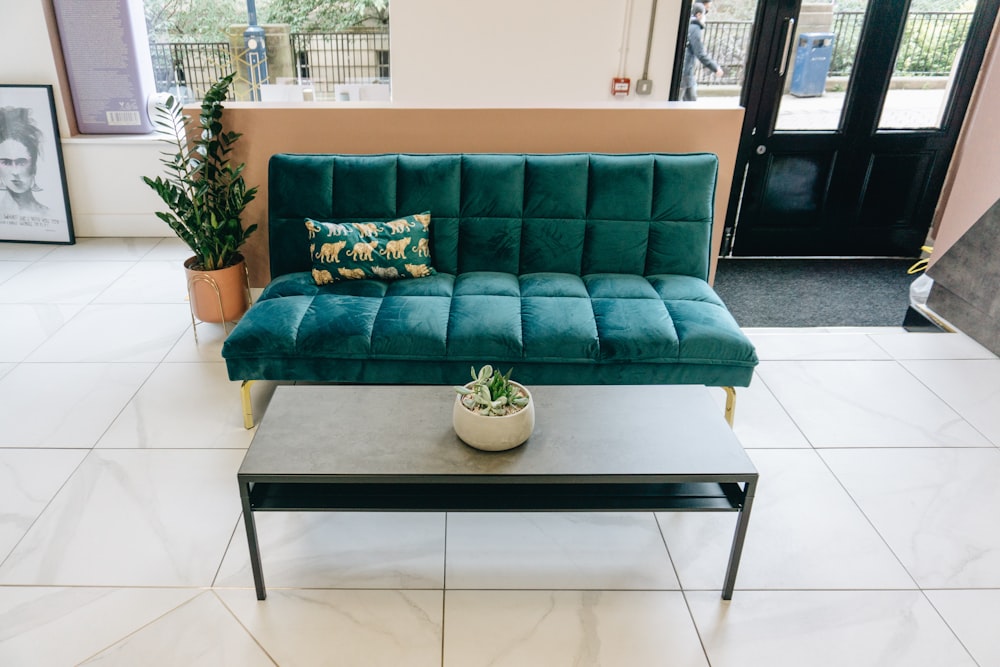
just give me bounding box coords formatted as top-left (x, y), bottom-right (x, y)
top-left (241, 380), bottom-right (256, 429)
top-left (723, 386), bottom-right (736, 428)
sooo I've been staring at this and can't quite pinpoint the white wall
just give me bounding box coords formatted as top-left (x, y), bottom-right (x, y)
top-left (2, 2), bottom-right (65, 128)
top-left (60, 136), bottom-right (167, 236)
top-left (3, 0), bottom-right (683, 238)
top-left (391, 0), bottom-right (681, 105)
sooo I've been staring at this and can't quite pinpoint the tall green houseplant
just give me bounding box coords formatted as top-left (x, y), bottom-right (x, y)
top-left (143, 73), bottom-right (258, 271)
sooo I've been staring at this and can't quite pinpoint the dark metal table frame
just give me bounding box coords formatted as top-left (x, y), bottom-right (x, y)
top-left (238, 386), bottom-right (757, 601)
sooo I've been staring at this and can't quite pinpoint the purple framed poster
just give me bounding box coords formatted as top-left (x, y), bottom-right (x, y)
top-left (52, 0), bottom-right (156, 134)
top-left (0, 85), bottom-right (75, 244)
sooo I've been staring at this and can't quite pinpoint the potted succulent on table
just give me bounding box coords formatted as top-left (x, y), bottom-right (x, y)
top-left (453, 365), bottom-right (535, 451)
top-left (142, 72), bottom-right (258, 326)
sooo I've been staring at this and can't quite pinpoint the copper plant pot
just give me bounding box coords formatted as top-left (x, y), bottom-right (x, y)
top-left (184, 254), bottom-right (250, 323)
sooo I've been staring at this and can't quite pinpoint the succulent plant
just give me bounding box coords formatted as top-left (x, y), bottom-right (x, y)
top-left (455, 365), bottom-right (530, 416)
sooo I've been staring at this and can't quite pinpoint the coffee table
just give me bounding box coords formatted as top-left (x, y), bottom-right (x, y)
top-left (238, 384), bottom-right (758, 600)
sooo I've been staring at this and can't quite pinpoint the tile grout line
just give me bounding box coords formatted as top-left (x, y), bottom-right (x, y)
top-left (654, 512), bottom-right (715, 667)
top-left (812, 446), bottom-right (924, 591)
top-left (810, 444), bottom-right (987, 663)
top-left (441, 512), bottom-right (449, 667)
top-left (895, 356), bottom-right (1000, 448)
top-left (918, 590), bottom-right (986, 667)
top-left (212, 589), bottom-right (281, 666)
top-left (211, 514), bottom-right (246, 590)
top-left (0, 448), bottom-right (90, 574)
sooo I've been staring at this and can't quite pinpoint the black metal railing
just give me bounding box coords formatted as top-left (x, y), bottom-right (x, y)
top-left (695, 11), bottom-right (972, 86)
top-left (896, 11), bottom-right (973, 76)
top-left (290, 30), bottom-right (390, 97)
top-left (148, 30), bottom-right (389, 102)
top-left (149, 42), bottom-right (233, 102)
top-left (149, 13), bottom-right (969, 99)
top-left (698, 20), bottom-right (752, 86)
top-left (829, 11), bottom-right (864, 77)
top-left (831, 11), bottom-right (972, 77)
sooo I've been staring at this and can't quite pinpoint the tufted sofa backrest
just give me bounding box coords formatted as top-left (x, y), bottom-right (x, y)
top-left (268, 152), bottom-right (718, 281)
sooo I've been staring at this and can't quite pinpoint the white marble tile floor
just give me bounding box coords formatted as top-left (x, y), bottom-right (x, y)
top-left (0, 239), bottom-right (997, 666)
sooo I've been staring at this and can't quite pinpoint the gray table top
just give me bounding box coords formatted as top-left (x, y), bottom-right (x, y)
top-left (239, 385), bottom-right (756, 481)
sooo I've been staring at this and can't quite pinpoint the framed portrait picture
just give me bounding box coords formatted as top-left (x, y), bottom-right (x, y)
top-left (0, 84), bottom-right (75, 244)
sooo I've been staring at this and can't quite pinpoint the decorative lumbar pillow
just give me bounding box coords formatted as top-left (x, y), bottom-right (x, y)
top-left (306, 212), bottom-right (435, 284)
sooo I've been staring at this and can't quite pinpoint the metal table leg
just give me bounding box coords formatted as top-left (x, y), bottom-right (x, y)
top-left (239, 480), bottom-right (267, 600)
top-left (721, 478), bottom-right (756, 600)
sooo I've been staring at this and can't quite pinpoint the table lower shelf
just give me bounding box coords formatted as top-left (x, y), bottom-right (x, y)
top-left (244, 480), bottom-right (749, 513)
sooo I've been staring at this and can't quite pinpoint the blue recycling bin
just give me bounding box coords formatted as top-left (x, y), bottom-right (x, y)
top-left (790, 32), bottom-right (835, 97)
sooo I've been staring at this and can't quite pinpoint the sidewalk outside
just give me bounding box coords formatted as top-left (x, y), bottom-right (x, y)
top-left (695, 87), bottom-right (947, 130)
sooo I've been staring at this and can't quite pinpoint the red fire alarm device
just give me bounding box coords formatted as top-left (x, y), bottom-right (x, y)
top-left (611, 77), bottom-right (631, 96)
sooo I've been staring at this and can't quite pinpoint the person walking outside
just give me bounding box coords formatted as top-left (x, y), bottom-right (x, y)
top-left (680, 2), bottom-right (724, 101)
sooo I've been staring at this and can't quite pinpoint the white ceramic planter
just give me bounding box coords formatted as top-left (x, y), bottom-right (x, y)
top-left (452, 381), bottom-right (535, 451)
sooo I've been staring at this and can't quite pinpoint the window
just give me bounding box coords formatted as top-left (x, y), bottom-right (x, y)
top-left (142, 0), bottom-right (391, 102)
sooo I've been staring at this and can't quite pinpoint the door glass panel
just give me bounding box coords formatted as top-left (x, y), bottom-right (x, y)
top-left (878, 2), bottom-right (975, 129)
top-left (682, 2), bottom-right (763, 103)
top-left (775, 1), bottom-right (871, 131)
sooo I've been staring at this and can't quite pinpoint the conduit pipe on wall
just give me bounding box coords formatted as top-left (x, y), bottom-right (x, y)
top-left (637, 0), bottom-right (659, 93)
top-left (613, 0), bottom-right (636, 95)
top-left (617, 0), bottom-right (635, 77)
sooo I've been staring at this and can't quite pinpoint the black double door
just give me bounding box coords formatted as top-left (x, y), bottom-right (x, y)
top-left (723, 0), bottom-right (1000, 257)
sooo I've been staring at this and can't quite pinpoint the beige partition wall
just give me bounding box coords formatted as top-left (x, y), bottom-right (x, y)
top-left (929, 9), bottom-right (1000, 266)
top-left (221, 103), bottom-right (744, 287)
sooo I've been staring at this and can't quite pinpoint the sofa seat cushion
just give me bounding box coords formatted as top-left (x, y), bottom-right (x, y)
top-left (223, 271), bottom-right (757, 377)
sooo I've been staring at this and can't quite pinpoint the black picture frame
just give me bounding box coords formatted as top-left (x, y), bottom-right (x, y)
top-left (0, 84), bottom-right (75, 244)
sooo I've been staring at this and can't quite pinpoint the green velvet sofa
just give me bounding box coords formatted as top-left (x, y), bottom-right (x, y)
top-left (222, 152), bottom-right (758, 427)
